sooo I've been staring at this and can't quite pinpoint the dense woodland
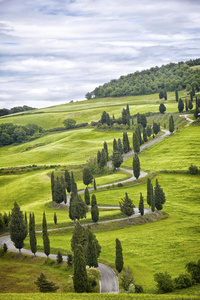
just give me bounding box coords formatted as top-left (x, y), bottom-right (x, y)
top-left (86, 58), bottom-right (200, 99)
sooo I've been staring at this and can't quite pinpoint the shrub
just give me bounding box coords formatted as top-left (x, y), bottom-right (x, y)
top-left (35, 273), bottom-right (59, 293)
top-left (86, 266), bottom-right (101, 293)
top-left (174, 273), bottom-right (193, 289)
top-left (189, 164), bottom-right (198, 175)
top-left (186, 260), bottom-right (200, 283)
top-left (56, 251), bottom-right (63, 264)
top-left (135, 284), bottom-right (144, 293)
top-left (121, 268), bottom-right (134, 291)
top-left (154, 272), bottom-right (175, 293)
top-left (3, 243), bottom-right (8, 253)
top-left (67, 253), bottom-right (73, 267)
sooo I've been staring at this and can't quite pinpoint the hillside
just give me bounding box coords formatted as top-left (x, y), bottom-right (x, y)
top-left (87, 58), bottom-right (200, 99)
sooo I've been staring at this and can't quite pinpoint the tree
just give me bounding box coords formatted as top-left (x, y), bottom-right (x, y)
top-left (99, 148), bottom-right (107, 168)
top-left (154, 272), bottom-right (175, 293)
top-left (122, 108), bottom-right (127, 125)
top-left (29, 213), bottom-right (37, 255)
top-left (93, 178), bottom-right (97, 190)
top-left (159, 103), bottom-right (166, 114)
top-left (53, 176), bottom-right (66, 204)
top-left (115, 238), bottom-right (123, 273)
top-left (169, 115), bottom-right (174, 133)
top-left (133, 132), bottom-right (140, 153)
top-left (57, 251), bottom-right (63, 264)
top-left (175, 90), bottom-right (179, 102)
top-left (83, 167), bottom-right (93, 186)
top-left (42, 212), bottom-right (50, 257)
top-left (112, 151), bottom-right (123, 169)
top-left (51, 171), bottom-right (55, 201)
top-left (135, 126), bottom-right (142, 145)
top-left (140, 114), bottom-right (147, 128)
top-left (35, 273), bottom-right (59, 293)
top-left (153, 122), bottom-right (160, 135)
top-left (123, 132), bottom-right (130, 153)
top-left (84, 187), bottom-right (90, 205)
top-left (133, 153), bottom-right (140, 180)
top-left (73, 244), bottom-right (88, 293)
top-left (91, 195), bottom-right (99, 224)
top-left (186, 259), bottom-right (200, 283)
top-left (139, 193), bottom-right (144, 216)
top-left (159, 90), bottom-right (164, 99)
top-left (54, 212), bottom-right (57, 225)
top-left (113, 138), bottom-right (118, 152)
top-left (64, 169), bottom-right (71, 193)
top-left (103, 141), bottom-right (109, 161)
top-left (147, 125), bottom-right (152, 137)
top-left (194, 97), bottom-right (199, 119)
top-left (163, 89), bottom-right (167, 101)
top-left (97, 150), bottom-right (101, 165)
top-left (63, 118), bottom-right (76, 129)
top-left (119, 193), bottom-right (134, 218)
top-left (178, 98), bottom-right (184, 113)
top-left (143, 128), bottom-right (148, 143)
top-left (147, 178), bottom-right (152, 208)
top-left (188, 100), bottom-right (193, 110)
top-left (85, 230), bottom-right (98, 267)
top-left (8, 202), bottom-right (27, 253)
top-left (70, 194), bottom-right (88, 223)
top-left (151, 183), bottom-right (155, 212)
top-left (117, 138), bottom-right (123, 154)
top-left (154, 179), bottom-right (166, 211)
top-left (100, 111), bottom-right (107, 124)
top-left (71, 172), bottom-right (77, 194)
top-left (71, 222), bottom-right (86, 252)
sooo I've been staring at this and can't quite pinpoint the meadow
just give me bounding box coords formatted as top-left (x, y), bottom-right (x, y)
top-left (0, 92), bottom-right (199, 296)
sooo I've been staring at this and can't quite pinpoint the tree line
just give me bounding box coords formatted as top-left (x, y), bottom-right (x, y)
top-left (0, 105), bottom-right (35, 117)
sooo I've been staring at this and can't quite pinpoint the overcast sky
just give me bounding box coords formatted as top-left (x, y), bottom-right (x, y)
top-left (0, 0), bottom-right (200, 109)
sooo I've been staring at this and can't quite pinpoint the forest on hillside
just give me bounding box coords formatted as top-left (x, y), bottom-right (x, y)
top-left (86, 58), bottom-right (200, 99)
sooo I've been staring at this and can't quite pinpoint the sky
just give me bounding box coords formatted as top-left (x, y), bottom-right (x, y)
top-left (0, 0), bottom-right (200, 109)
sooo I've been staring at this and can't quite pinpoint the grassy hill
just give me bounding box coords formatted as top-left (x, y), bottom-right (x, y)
top-left (0, 92), bottom-right (200, 296)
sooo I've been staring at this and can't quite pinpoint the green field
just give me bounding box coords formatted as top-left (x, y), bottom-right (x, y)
top-left (0, 92), bottom-right (200, 296)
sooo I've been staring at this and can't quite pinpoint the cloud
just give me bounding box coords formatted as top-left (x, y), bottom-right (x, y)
top-left (0, 0), bottom-right (200, 108)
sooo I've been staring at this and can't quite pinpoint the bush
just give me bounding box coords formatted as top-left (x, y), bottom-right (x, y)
top-left (135, 284), bottom-right (144, 293)
top-left (154, 272), bottom-right (175, 293)
top-left (121, 268), bottom-right (134, 291)
top-left (56, 251), bottom-right (63, 264)
top-left (186, 260), bottom-right (200, 283)
top-left (174, 273), bottom-right (193, 289)
top-left (86, 266), bottom-right (101, 293)
top-left (189, 164), bottom-right (198, 175)
top-left (67, 253), bottom-right (73, 267)
top-left (35, 273), bottom-right (59, 293)
top-left (3, 243), bottom-right (8, 253)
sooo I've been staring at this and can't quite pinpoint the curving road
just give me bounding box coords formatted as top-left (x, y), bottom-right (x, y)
top-left (0, 129), bottom-right (170, 293)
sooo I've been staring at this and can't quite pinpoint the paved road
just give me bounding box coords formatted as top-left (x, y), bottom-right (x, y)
top-left (98, 263), bottom-right (119, 293)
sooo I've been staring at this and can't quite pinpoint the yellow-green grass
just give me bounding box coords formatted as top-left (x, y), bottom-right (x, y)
top-left (0, 252), bottom-right (73, 293)
top-left (122, 125), bottom-right (200, 172)
top-left (0, 92), bottom-right (186, 130)
top-left (27, 173), bottom-right (200, 293)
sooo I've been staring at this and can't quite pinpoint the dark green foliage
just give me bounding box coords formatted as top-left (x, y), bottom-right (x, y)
top-left (117, 138), bottom-right (123, 154)
top-left (123, 132), bottom-right (130, 153)
top-left (135, 126), bottom-right (142, 145)
top-left (67, 253), bottom-right (73, 266)
top-left (159, 103), bottom-right (166, 114)
top-left (54, 212), bottom-right (57, 225)
top-left (121, 268), bottom-right (134, 291)
top-left (63, 118), bottom-right (76, 129)
top-left (140, 114), bottom-right (147, 128)
top-left (113, 138), bottom-right (118, 152)
top-left (132, 132), bottom-right (140, 153)
top-left (84, 187), bottom-right (90, 205)
top-left (9, 202), bottom-right (28, 252)
top-left (188, 100), bottom-right (193, 110)
top-left (139, 193), bottom-right (144, 216)
top-left (137, 113), bottom-right (141, 124)
top-left (71, 222), bottom-right (86, 252)
top-left (69, 194), bottom-right (88, 222)
top-left (0, 105), bottom-right (35, 116)
top-left (73, 244), bottom-right (88, 293)
top-left (24, 211), bottom-right (28, 226)
top-left (194, 97), bottom-right (200, 119)
top-left (115, 238), bottom-right (123, 273)
top-left (71, 172), bottom-right (77, 195)
top-left (97, 150), bottom-right (101, 165)
top-left (192, 85), bottom-right (195, 96)
top-left (91, 195), bottom-right (99, 223)
top-left (53, 176), bottom-right (66, 204)
top-left (83, 167), bottom-right (93, 186)
top-left (143, 128), bottom-right (148, 142)
top-left (112, 151), bottom-right (123, 169)
top-left (51, 172), bottom-right (55, 201)
top-left (133, 153), bottom-right (140, 180)
top-left (175, 90), bottom-right (179, 102)
top-left (147, 178), bottom-right (151, 207)
top-left (42, 212), bottom-right (50, 257)
top-left (174, 273), bottom-right (193, 289)
top-left (146, 125), bottom-right (152, 137)
top-left (186, 259), bottom-right (200, 283)
top-left (85, 226), bottom-right (101, 259)
top-left (189, 164), bottom-right (198, 174)
top-left (154, 272), bottom-right (175, 293)
top-left (163, 89), bottom-right (167, 100)
top-left (153, 122), bottom-right (160, 135)
top-left (29, 213), bottom-right (37, 255)
top-left (119, 193), bottom-right (134, 218)
top-left (91, 194), bottom-right (97, 207)
top-left (93, 178), bottom-right (97, 190)
top-left (178, 98), bottom-right (184, 112)
top-left (135, 284), bottom-right (144, 293)
top-left (103, 141), bottom-right (109, 161)
top-left (100, 111), bottom-right (107, 124)
top-left (35, 273), bottom-right (59, 293)
top-left (57, 251), bottom-right (63, 264)
top-left (154, 179), bottom-right (166, 211)
top-left (169, 115), bottom-right (174, 133)
top-left (185, 98), bottom-right (188, 111)
top-left (151, 183), bottom-right (155, 212)
top-left (3, 243), bottom-right (8, 253)
top-left (85, 230), bottom-right (98, 267)
top-left (64, 169), bottom-right (71, 193)
top-left (99, 148), bottom-right (107, 168)
top-left (159, 90), bottom-right (164, 99)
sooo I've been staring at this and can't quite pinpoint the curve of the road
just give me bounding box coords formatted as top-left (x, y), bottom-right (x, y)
top-left (0, 129), bottom-right (171, 294)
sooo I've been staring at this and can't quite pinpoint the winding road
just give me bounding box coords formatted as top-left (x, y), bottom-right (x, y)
top-left (0, 128), bottom-right (171, 294)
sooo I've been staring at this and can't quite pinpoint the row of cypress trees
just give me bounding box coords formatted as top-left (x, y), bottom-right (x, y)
top-left (147, 178), bottom-right (166, 211)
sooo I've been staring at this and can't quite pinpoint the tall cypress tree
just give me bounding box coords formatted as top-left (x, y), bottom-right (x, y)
top-left (115, 238), bottom-right (123, 273)
top-left (136, 126), bottom-right (142, 145)
top-left (117, 138), bottom-right (123, 154)
top-left (119, 192), bottom-right (134, 219)
top-left (113, 138), bottom-right (118, 152)
top-left (175, 89), bottom-right (178, 102)
top-left (97, 150), bottom-right (101, 165)
top-left (154, 179), bottom-right (166, 211)
top-left (85, 230), bottom-right (98, 267)
top-left (64, 169), bottom-right (71, 194)
top-left (133, 153), bottom-right (140, 180)
top-left (143, 128), bottom-right (148, 142)
top-left (133, 132), bottom-right (140, 153)
top-left (169, 115), bottom-right (174, 133)
top-left (93, 178), bottom-right (97, 190)
top-left (9, 202), bottom-right (27, 253)
top-left (139, 193), bottom-right (144, 216)
top-left (83, 167), bottom-right (93, 187)
top-left (71, 222), bottom-right (86, 252)
top-left (73, 244), bottom-right (88, 293)
top-left (29, 213), bottom-right (37, 255)
top-left (91, 195), bottom-right (99, 223)
top-left (151, 184), bottom-right (155, 212)
top-left (178, 98), bottom-right (184, 113)
top-left (147, 178), bottom-right (152, 208)
top-left (42, 212), bottom-right (50, 257)
top-left (100, 148), bottom-right (107, 168)
top-left (103, 141), bottom-right (109, 161)
top-left (51, 171), bottom-right (55, 201)
top-left (84, 187), bottom-right (90, 205)
top-left (71, 172), bottom-right (78, 195)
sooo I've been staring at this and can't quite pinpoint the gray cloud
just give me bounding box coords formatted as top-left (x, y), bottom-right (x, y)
top-left (0, 0), bottom-right (200, 108)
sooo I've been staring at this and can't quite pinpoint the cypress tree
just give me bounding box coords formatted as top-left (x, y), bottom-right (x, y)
top-left (71, 222), bottom-right (86, 252)
top-left (91, 194), bottom-right (97, 207)
top-left (103, 141), bottom-right (109, 161)
top-left (112, 151), bottom-right (123, 169)
top-left (147, 125), bottom-right (152, 137)
top-left (65, 169), bottom-right (71, 194)
top-left (194, 97), bottom-right (199, 119)
top-left (73, 244), bottom-right (88, 293)
top-left (151, 183), bottom-right (155, 212)
top-left (71, 172), bottom-right (77, 195)
top-left (113, 138), bottom-right (118, 152)
top-left (139, 193), bottom-right (144, 216)
top-left (42, 212), bottom-right (50, 257)
top-left (85, 226), bottom-right (101, 259)
top-left (83, 167), bottom-right (93, 186)
top-left (169, 115), bottom-right (174, 133)
top-left (133, 153), bottom-right (140, 180)
top-left (188, 100), bottom-right (193, 110)
top-left (29, 213), bottom-right (37, 255)
top-left (84, 187), bottom-right (90, 205)
top-left (140, 114), bottom-right (147, 128)
top-left (24, 211), bottom-right (28, 226)
top-left (136, 126), bottom-right (142, 145)
top-left (101, 111), bottom-right (107, 124)
top-left (133, 132), bottom-right (140, 153)
top-left (178, 98), bottom-right (184, 113)
top-left (126, 104), bottom-right (130, 120)
top-left (69, 193), bottom-right (76, 222)
top-left (35, 273), bottom-right (59, 293)
top-left (72, 194), bottom-right (88, 222)
top-left (117, 138), bottom-right (123, 154)
top-left (147, 178), bottom-right (152, 207)
top-left (175, 90), bottom-right (178, 102)
top-left (51, 171), bottom-right (55, 201)
top-left (154, 179), bottom-right (166, 211)
top-left (57, 251), bottom-right (63, 264)
top-left (85, 230), bottom-right (98, 267)
top-left (54, 212), bottom-right (57, 225)
top-left (54, 176), bottom-right (66, 204)
top-left (143, 128), bottom-right (148, 142)
top-left (122, 108), bottom-right (127, 125)
top-left (97, 150), bottom-right (101, 165)
top-left (100, 148), bottom-right (107, 168)
top-left (93, 178), bottom-right (97, 190)
top-left (123, 132), bottom-right (130, 153)
top-left (137, 113), bottom-right (141, 124)
top-left (115, 238), bottom-right (123, 273)
top-left (61, 176), bottom-right (67, 204)
top-left (119, 192), bottom-right (134, 219)
top-left (9, 202), bottom-right (27, 253)
top-left (91, 195), bottom-right (99, 223)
